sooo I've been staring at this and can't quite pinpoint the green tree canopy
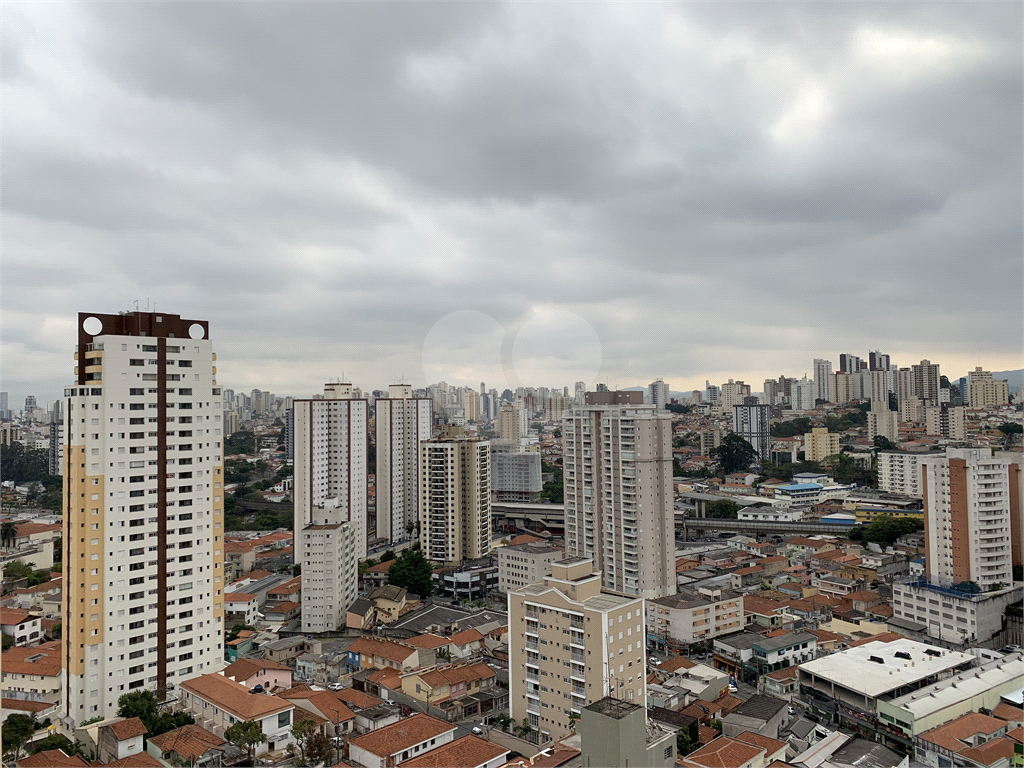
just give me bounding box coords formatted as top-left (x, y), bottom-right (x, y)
top-left (225, 720), bottom-right (267, 763)
top-left (705, 499), bottom-right (740, 519)
top-left (117, 690), bottom-right (194, 741)
top-left (2, 713), bottom-right (37, 760)
top-left (848, 514), bottom-right (923, 548)
top-left (770, 417), bottom-right (813, 438)
top-left (224, 431), bottom-right (256, 455)
top-left (387, 549), bottom-right (434, 598)
top-left (711, 433), bottom-right (758, 474)
top-left (873, 435), bottom-right (897, 451)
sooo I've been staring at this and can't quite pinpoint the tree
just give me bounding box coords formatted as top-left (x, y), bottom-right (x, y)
top-left (848, 514), bottom-right (923, 548)
top-left (873, 435), bottom-right (897, 451)
top-left (3, 559), bottom-right (33, 580)
top-left (711, 434), bottom-right (757, 474)
top-left (0, 443), bottom-right (51, 484)
top-left (770, 418), bottom-right (813, 438)
top-left (291, 718), bottom-right (317, 764)
top-left (2, 713), bottom-right (37, 760)
top-left (225, 720), bottom-right (266, 763)
top-left (26, 734), bottom-right (77, 756)
top-left (227, 624), bottom-right (255, 643)
top-left (224, 431), bottom-right (256, 455)
top-left (677, 729), bottom-right (695, 757)
top-left (705, 500), bottom-right (740, 519)
top-left (380, 550), bottom-right (396, 562)
top-left (305, 732), bottom-right (334, 767)
top-left (491, 713), bottom-right (512, 733)
top-left (387, 549), bottom-right (434, 598)
top-left (117, 690), bottom-right (194, 741)
top-left (1, 521), bottom-right (17, 548)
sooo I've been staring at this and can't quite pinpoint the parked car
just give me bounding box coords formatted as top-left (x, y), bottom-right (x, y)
top-left (472, 725), bottom-right (485, 735)
top-left (328, 682), bottom-right (345, 691)
top-left (650, 658), bottom-right (662, 666)
top-left (788, 706), bottom-right (796, 716)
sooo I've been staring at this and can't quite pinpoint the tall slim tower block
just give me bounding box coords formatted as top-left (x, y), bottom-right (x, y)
top-left (61, 311), bottom-right (225, 727)
top-left (419, 429), bottom-right (491, 563)
top-left (375, 384), bottom-right (432, 543)
top-left (921, 448), bottom-right (1022, 589)
top-left (292, 383), bottom-right (368, 559)
top-left (563, 393), bottom-right (674, 598)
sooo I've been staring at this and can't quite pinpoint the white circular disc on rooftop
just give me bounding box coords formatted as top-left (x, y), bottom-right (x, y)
top-left (188, 323), bottom-right (205, 340)
top-left (83, 316), bottom-right (103, 335)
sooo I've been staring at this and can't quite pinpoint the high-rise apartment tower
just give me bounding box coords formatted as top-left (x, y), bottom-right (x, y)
top-left (61, 311), bottom-right (225, 727)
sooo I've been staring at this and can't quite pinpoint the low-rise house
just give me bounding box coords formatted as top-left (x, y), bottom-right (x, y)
top-left (448, 628), bottom-right (485, 659)
top-left (222, 658), bottom-right (293, 692)
top-left (367, 585), bottom-right (418, 624)
top-left (0, 609), bottom-right (41, 647)
top-left (743, 597), bottom-right (788, 630)
top-left (353, 701), bottom-right (404, 734)
top-left (264, 600), bottom-right (301, 623)
top-left (346, 597), bottom-right (377, 630)
top-left (266, 576), bottom-right (301, 605)
top-left (96, 717), bottom-right (148, 764)
top-left (400, 661), bottom-right (500, 721)
top-left (681, 731), bottom-right (787, 768)
top-left (348, 713), bottom-right (457, 768)
top-left (277, 688), bottom-right (356, 737)
top-left (762, 667), bottom-right (799, 702)
top-left (723, 695), bottom-right (789, 739)
top-left (178, 673), bottom-right (296, 755)
top-left (15, 749), bottom-right (91, 768)
top-left (262, 635), bottom-right (321, 663)
top-left (401, 734), bottom-right (509, 768)
top-left (362, 561), bottom-right (393, 591)
top-left (915, 712), bottom-right (1012, 768)
top-left (346, 637), bottom-right (433, 673)
top-left (406, 633), bottom-right (452, 655)
top-left (223, 592), bottom-right (259, 627)
top-left (147, 724), bottom-right (235, 767)
top-left (0, 639), bottom-right (62, 702)
top-left (732, 566), bottom-right (765, 590)
top-left (816, 575), bottom-right (858, 599)
top-left (295, 651), bottom-right (347, 686)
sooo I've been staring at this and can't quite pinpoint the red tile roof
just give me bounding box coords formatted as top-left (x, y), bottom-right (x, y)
top-left (402, 734), bottom-right (508, 768)
top-left (682, 736), bottom-right (764, 768)
top-left (449, 628), bottom-right (484, 646)
top-left (148, 725), bottom-right (227, 761)
top-left (16, 749), bottom-right (91, 768)
top-left (349, 713), bottom-right (455, 758)
top-left (406, 633), bottom-right (451, 650)
top-left (180, 673), bottom-right (292, 720)
top-left (106, 717), bottom-right (148, 741)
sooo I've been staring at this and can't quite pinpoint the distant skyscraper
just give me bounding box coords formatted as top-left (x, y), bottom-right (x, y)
top-left (292, 383), bottom-right (368, 559)
top-left (966, 368), bottom-right (1010, 409)
top-left (925, 404), bottom-right (966, 440)
top-left (718, 380), bottom-right (751, 412)
top-left (912, 359), bottom-right (941, 405)
top-left (420, 429), bottom-right (491, 563)
top-left (839, 354), bottom-right (863, 374)
top-left (498, 404), bottom-right (522, 442)
top-left (564, 393), bottom-right (674, 598)
top-left (868, 350), bottom-right (891, 371)
top-left (0, 391), bottom-right (8, 419)
top-left (791, 378), bottom-right (816, 411)
top-left (375, 384), bottom-right (432, 543)
top-left (867, 402), bottom-right (899, 443)
top-left (732, 404), bottom-right (771, 461)
top-left (648, 379), bottom-right (670, 410)
top-left (24, 394), bottom-right (37, 418)
top-left (61, 311), bottom-right (224, 726)
top-left (812, 359), bottom-right (833, 403)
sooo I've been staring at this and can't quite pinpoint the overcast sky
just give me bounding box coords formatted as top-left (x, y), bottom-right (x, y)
top-left (3, 2), bottom-right (1021, 406)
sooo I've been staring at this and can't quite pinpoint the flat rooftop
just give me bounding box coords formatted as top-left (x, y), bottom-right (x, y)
top-left (585, 697), bottom-right (642, 720)
top-left (799, 638), bottom-right (976, 699)
top-left (887, 652), bottom-right (1024, 720)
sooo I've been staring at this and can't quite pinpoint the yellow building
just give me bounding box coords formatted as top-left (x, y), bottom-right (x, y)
top-left (854, 507), bottom-right (925, 524)
top-left (803, 427), bottom-right (840, 462)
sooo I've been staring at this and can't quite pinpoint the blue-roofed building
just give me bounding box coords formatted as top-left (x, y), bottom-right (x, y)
top-left (774, 483), bottom-right (823, 503)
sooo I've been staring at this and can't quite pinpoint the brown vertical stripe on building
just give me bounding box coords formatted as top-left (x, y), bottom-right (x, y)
top-left (949, 458), bottom-right (969, 583)
top-left (156, 338), bottom-right (168, 692)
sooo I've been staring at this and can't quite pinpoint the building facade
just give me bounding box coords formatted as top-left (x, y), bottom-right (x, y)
top-left (419, 430), bottom-right (491, 563)
top-left (803, 427), bottom-right (839, 463)
top-left (921, 448), bottom-right (1021, 589)
top-left (646, 588), bottom-right (744, 647)
top-left (649, 379), bottom-right (670, 410)
top-left (375, 384), bottom-right (432, 543)
top-left (292, 384), bottom-right (368, 559)
top-left (966, 368), bottom-right (1010, 409)
top-left (733, 404), bottom-right (772, 462)
top-left (924, 404), bottom-right (966, 441)
top-left (508, 558), bottom-right (647, 744)
top-left (878, 451), bottom-right (925, 497)
top-left (300, 519), bottom-right (358, 633)
top-left (61, 311), bottom-right (225, 727)
top-left (563, 395), bottom-right (674, 598)
top-left (496, 542), bottom-right (562, 593)
top-left (491, 450), bottom-right (542, 503)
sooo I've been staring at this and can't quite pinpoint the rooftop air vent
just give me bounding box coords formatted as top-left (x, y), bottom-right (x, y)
top-left (869, 656), bottom-right (884, 664)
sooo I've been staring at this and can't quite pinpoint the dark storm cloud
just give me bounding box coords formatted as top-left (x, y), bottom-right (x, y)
top-left (1, 1), bottom-right (1020, 404)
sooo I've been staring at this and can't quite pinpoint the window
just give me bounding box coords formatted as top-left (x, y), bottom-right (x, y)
top-left (278, 711), bottom-right (291, 728)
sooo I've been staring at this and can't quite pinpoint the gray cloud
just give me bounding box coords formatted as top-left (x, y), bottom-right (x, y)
top-left (2, 1), bottom-right (1020, 405)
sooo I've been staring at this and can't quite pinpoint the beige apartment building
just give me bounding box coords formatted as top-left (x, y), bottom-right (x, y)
top-left (375, 384), bottom-right (432, 544)
top-left (563, 393), bottom-right (674, 598)
top-left (922, 448), bottom-right (1022, 588)
top-left (802, 427), bottom-right (839, 462)
top-left (419, 429), bottom-right (491, 563)
top-left (61, 311), bottom-right (225, 727)
top-left (508, 557), bottom-right (646, 744)
top-left (646, 587), bottom-right (744, 647)
top-left (967, 368), bottom-right (1011, 409)
top-left (497, 542), bottom-right (562, 593)
top-left (925, 404), bottom-right (966, 440)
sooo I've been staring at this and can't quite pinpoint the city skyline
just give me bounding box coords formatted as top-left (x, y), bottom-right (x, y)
top-left (3, 2), bottom-right (1021, 406)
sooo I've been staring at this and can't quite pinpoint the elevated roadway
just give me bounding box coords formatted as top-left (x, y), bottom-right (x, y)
top-left (678, 516), bottom-right (855, 536)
